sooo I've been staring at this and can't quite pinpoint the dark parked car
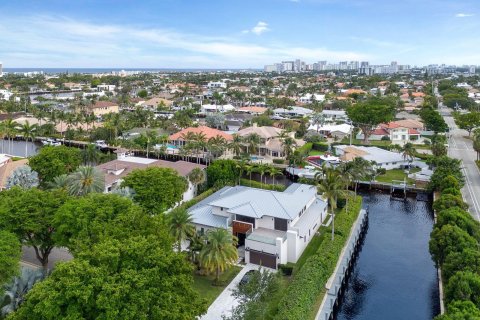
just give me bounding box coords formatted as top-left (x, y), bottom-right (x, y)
top-left (239, 270), bottom-right (258, 286)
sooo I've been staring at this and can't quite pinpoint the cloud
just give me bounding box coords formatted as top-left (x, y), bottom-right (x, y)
top-left (251, 21), bottom-right (269, 35)
top-left (455, 13), bottom-right (475, 18)
top-left (0, 15), bottom-right (369, 68)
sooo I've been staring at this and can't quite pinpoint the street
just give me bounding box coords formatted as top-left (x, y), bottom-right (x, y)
top-left (440, 105), bottom-right (480, 221)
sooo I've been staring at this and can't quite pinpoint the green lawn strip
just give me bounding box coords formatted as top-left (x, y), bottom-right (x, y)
top-left (340, 138), bottom-right (391, 147)
top-left (308, 150), bottom-right (325, 156)
top-left (240, 178), bottom-right (286, 191)
top-left (275, 197), bottom-right (363, 320)
top-left (375, 168), bottom-right (419, 185)
top-left (193, 266), bottom-right (242, 306)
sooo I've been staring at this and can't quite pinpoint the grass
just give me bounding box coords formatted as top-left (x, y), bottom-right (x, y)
top-left (375, 168), bottom-right (420, 185)
top-left (192, 266), bottom-right (242, 307)
top-left (308, 150), bottom-right (325, 156)
top-left (340, 138), bottom-right (392, 147)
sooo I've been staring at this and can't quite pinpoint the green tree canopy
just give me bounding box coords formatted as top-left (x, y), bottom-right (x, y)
top-left (436, 300), bottom-right (480, 320)
top-left (28, 146), bottom-right (82, 185)
top-left (206, 159), bottom-right (239, 188)
top-left (10, 235), bottom-right (207, 320)
top-left (443, 248), bottom-right (480, 281)
top-left (429, 224), bottom-right (478, 266)
top-left (346, 101), bottom-right (395, 143)
top-left (0, 188), bottom-right (69, 268)
top-left (121, 167), bottom-right (188, 214)
top-left (437, 207), bottom-right (480, 241)
top-left (0, 230), bottom-right (21, 286)
top-left (455, 112), bottom-right (480, 136)
top-left (445, 272), bottom-right (480, 309)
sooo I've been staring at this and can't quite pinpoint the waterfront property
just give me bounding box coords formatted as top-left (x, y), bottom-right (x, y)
top-left (89, 101), bottom-right (119, 116)
top-left (95, 150), bottom-right (205, 201)
top-left (188, 183), bottom-right (328, 269)
top-left (168, 126), bottom-right (233, 148)
top-left (334, 145), bottom-right (410, 170)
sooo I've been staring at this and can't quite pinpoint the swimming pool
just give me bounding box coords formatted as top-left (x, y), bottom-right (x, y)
top-left (250, 156), bottom-right (264, 161)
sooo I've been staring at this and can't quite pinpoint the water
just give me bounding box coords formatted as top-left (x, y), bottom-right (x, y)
top-left (0, 140), bottom-right (41, 157)
top-left (335, 191), bottom-right (440, 320)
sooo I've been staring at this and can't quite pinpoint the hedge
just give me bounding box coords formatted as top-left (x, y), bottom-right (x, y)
top-left (275, 196), bottom-right (363, 319)
top-left (312, 142), bottom-right (329, 152)
top-left (240, 178), bottom-right (286, 192)
top-left (175, 188), bottom-right (216, 211)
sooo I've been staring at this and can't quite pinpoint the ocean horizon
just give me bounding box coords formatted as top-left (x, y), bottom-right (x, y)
top-left (3, 67), bottom-right (262, 74)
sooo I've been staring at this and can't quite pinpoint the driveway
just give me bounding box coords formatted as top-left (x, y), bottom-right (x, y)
top-left (200, 264), bottom-right (262, 320)
top-left (441, 105), bottom-right (480, 221)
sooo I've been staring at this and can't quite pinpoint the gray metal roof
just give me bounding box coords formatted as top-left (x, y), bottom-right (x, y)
top-left (189, 184), bottom-right (318, 227)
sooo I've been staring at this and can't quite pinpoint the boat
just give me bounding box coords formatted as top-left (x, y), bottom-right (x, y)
top-left (42, 138), bottom-right (62, 147)
top-left (95, 140), bottom-right (108, 149)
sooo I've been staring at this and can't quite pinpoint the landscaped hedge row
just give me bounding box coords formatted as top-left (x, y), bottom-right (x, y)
top-left (276, 196), bottom-right (363, 320)
top-left (428, 157), bottom-right (480, 319)
top-left (312, 142), bottom-right (329, 152)
top-left (176, 188), bottom-right (216, 211)
top-left (239, 178), bottom-right (286, 192)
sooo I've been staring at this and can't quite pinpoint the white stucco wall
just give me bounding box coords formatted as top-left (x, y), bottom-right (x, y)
top-left (256, 215), bottom-right (275, 229)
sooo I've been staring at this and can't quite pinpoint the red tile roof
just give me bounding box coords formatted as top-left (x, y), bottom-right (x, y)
top-left (168, 126), bottom-right (233, 141)
top-left (92, 101), bottom-right (118, 109)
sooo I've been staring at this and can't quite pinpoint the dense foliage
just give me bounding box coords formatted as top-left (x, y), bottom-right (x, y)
top-left (28, 146), bottom-right (82, 185)
top-left (0, 230), bottom-right (21, 286)
top-left (205, 159), bottom-right (239, 188)
top-left (121, 167), bottom-right (188, 214)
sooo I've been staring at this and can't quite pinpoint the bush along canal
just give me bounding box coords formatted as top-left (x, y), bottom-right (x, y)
top-left (334, 191), bottom-right (440, 320)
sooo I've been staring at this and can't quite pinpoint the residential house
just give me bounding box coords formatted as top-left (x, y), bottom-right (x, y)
top-left (188, 183), bottom-right (328, 269)
top-left (96, 150), bottom-right (205, 202)
top-left (201, 104), bottom-right (235, 113)
top-left (140, 97), bottom-right (173, 110)
top-left (356, 120), bottom-right (424, 143)
top-left (237, 125), bottom-right (302, 158)
top-left (90, 101), bottom-right (119, 116)
top-left (273, 106), bottom-right (313, 118)
top-left (307, 123), bottom-right (352, 139)
top-left (168, 126), bottom-right (233, 147)
top-left (320, 110), bottom-right (348, 122)
top-left (237, 106), bottom-right (268, 115)
top-left (334, 145), bottom-right (410, 170)
top-left (298, 93), bottom-right (325, 104)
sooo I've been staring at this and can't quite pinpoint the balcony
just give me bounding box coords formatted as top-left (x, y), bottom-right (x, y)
top-left (246, 227), bottom-right (286, 245)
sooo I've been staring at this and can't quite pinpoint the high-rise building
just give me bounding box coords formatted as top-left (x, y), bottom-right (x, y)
top-left (282, 61), bottom-right (294, 72)
top-left (0, 62), bottom-right (3, 77)
top-left (469, 65), bottom-right (476, 74)
top-left (360, 61), bottom-right (369, 68)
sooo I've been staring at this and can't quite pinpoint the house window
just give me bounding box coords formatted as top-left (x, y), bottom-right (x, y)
top-left (200, 228), bottom-right (204, 235)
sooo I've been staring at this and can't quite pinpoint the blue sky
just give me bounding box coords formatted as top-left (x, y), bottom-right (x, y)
top-left (0, 0), bottom-right (479, 68)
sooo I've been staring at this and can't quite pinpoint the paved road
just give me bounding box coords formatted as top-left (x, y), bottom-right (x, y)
top-left (440, 105), bottom-right (480, 221)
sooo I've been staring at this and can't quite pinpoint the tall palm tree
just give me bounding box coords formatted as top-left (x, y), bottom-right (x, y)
top-left (255, 164), bottom-right (268, 184)
top-left (188, 167), bottom-right (206, 196)
top-left (235, 159), bottom-right (248, 185)
top-left (229, 134), bottom-right (243, 157)
top-left (66, 166), bottom-right (105, 196)
top-left (18, 121), bottom-right (38, 157)
top-left (401, 142), bottom-right (416, 171)
top-left (245, 164), bottom-right (254, 186)
top-left (247, 133), bottom-right (261, 155)
top-left (317, 168), bottom-right (346, 241)
top-left (168, 208), bottom-right (195, 252)
top-left (47, 174), bottom-right (69, 191)
top-left (207, 135), bottom-right (227, 161)
top-left (0, 121), bottom-right (6, 153)
top-left (351, 157), bottom-right (373, 195)
top-left (3, 119), bottom-right (19, 155)
top-left (267, 166), bottom-right (282, 185)
top-left (282, 137), bottom-right (297, 159)
top-left (82, 144), bottom-right (100, 166)
top-left (199, 228), bottom-right (238, 284)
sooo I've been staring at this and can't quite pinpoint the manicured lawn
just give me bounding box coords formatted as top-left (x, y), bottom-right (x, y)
top-left (375, 168), bottom-right (420, 185)
top-left (340, 138), bottom-right (391, 147)
top-left (193, 266), bottom-right (242, 306)
top-left (308, 150), bottom-right (325, 156)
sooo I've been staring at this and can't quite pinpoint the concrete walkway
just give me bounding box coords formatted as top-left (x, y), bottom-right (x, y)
top-left (200, 264), bottom-right (262, 320)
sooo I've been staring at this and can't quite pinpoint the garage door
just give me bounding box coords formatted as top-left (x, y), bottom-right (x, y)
top-left (249, 250), bottom-right (277, 269)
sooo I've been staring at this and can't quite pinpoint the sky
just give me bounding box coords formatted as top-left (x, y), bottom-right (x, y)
top-left (0, 0), bottom-right (479, 68)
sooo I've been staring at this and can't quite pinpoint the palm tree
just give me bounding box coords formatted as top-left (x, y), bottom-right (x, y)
top-left (311, 113), bottom-right (325, 133)
top-left (255, 164), bottom-right (268, 184)
top-left (351, 157), bottom-right (373, 195)
top-left (207, 135), bottom-right (227, 161)
top-left (188, 167), bottom-right (206, 196)
top-left (245, 164), bottom-right (254, 186)
top-left (168, 207), bottom-right (195, 252)
top-left (199, 228), bottom-right (238, 284)
top-left (317, 168), bottom-right (346, 241)
top-left (282, 137), bottom-right (297, 159)
top-left (66, 166), bottom-right (105, 196)
top-left (82, 144), bottom-right (100, 166)
top-left (267, 166), bottom-right (282, 185)
top-left (235, 159), bottom-right (248, 185)
top-left (18, 121), bottom-right (37, 158)
top-left (247, 133), bottom-right (261, 155)
top-left (3, 119), bottom-right (19, 154)
top-left (47, 174), bottom-right (69, 190)
top-left (401, 142), bottom-right (416, 170)
top-left (229, 134), bottom-right (243, 157)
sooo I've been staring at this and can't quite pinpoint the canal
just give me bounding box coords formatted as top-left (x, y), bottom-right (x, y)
top-left (0, 140), bottom-right (41, 157)
top-left (335, 191), bottom-right (440, 320)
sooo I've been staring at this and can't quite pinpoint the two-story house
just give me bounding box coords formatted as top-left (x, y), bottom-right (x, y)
top-left (357, 119), bottom-right (423, 143)
top-left (188, 184), bottom-right (328, 269)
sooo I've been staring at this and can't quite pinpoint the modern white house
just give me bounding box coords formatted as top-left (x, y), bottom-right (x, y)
top-left (188, 183), bottom-right (328, 269)
top-left (207, 81), bottom-right (227, 89)
top-left (298, 93), bottom-right (325, 104)
top-left (200, 104), bottom-right (235, 113)
top-left (334, 145), bottom-right (411, 170)
top-left (307, 123), bottom-right (353, 139)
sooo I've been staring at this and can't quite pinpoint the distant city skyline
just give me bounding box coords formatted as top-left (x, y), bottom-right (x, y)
top-left (1, 0), bottom-right (480, 68)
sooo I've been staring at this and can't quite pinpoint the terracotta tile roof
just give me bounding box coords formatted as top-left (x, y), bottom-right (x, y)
top-left (372, 128), bottom-right (389, 136)
top-left (238, 106), bottom-right (267, 114)
top-left (92, 101), bottom-right (118, 109)
top-left (168, 126), bottom-right (233, 141)
top-left (408, 129), bottom-right (420, 134)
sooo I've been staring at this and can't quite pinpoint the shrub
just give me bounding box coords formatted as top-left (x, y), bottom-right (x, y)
top-left (312, 142), bottom-right (329, 152)
top-left (441, 188), bottom-right (461, 196)
top-left (206, 159), bottom-right (239, 188)
top-left (240, 179), bottom-right (286, 192)
top-left (381, 135), bottom-right (391, 141)
top-left (278, 263), bottom-right (295, 276)
top-left (273, 159), bottom-right (286, 165)
top-left (439, 175), bottom-right (460, 192)
top-left (433, 194), bottom-right (468, 212)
